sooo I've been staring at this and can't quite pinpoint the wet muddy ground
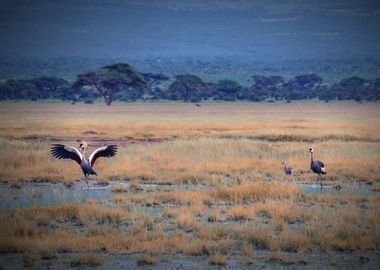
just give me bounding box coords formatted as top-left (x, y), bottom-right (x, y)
top-left (0, 180), bottom-right (378, 209)
top-left (0, 249), bottom-right (379, 270)
top-left (1, 179), bottom-right (379, 269)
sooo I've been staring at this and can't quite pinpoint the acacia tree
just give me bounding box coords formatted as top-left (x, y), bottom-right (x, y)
top-left (168, 74), bottom-right (207, 102)
top-left (214, 80), bottom-right (243, 101)
top-left (141, 73), bottom-right (169, 100)
top-left (248, 75), bottom-right (285, 100)
top-left (217, 80), bottom-right (242, 94)
top-left (73, 63), bottom-right (147, 105)
top-left (142, 73), bottom-right (169, 88)
top-left (251, 75), bottom-right (284, 89)
top-left (294, 73), bottom-right (323, 87)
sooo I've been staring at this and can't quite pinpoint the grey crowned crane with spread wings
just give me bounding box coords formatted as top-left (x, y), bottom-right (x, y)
top-left (309, 147), bottom-right (326, 188)
top-left (51, 141), bottom-right (117, 184)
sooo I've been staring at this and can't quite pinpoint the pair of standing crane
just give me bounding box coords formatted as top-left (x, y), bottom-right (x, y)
top-left (282, 148), bottom-right (326, 187)
top-left (51, 143), bottom-right (326, 187)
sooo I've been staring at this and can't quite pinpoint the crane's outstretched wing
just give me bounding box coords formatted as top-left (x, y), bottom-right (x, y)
top-left (89, 145), bottom-right (117, 166)
top-left (51, 144), bottom-right (83, 165)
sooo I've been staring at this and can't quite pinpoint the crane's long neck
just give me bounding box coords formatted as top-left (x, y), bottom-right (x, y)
top-left (283, 163), bottom-right (287, 170)
top-left (82, 148), bottom-right (88, 160)
top-left (310, 152), bottom-right (314, 162)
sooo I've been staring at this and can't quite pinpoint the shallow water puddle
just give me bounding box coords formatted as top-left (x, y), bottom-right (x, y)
top-left (130, 207), bottom-right (164, 216)
top-left (301, 182), bottom-right (378, 196)
top-left (1, 181), bottom-right (378, 209)
top-left (0, 181), bottom-right (195, 209)
top-left (0, 183), bottom-right (114, 209)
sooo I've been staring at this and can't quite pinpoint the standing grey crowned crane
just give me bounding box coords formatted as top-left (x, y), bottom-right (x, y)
top-left (51, 141), bottom-right (117, 185)
top-left (282, 161), bottom-right (293, 176)
top-left (309, 147), bottom-right (326, 188)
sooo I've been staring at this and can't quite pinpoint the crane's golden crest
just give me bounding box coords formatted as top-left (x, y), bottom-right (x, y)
top-left (80, 141), bottom-right (88, 149)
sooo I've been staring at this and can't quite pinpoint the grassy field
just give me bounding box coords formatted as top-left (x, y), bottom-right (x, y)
top-left (0, 101), bottom-right (380, 184)
top-left (0, 101), bottom-right (379, 268)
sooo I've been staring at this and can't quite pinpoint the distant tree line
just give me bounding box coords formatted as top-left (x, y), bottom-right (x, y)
top-left (0, 62), bottom-right (379, 105)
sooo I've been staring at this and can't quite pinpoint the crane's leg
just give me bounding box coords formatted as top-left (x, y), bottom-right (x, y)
top-left (82, 174), bottom-right (89, 189)
top-left (86, 175), bottom-right (90, 189)
top-left (319, 174), bottom-right (323, 189)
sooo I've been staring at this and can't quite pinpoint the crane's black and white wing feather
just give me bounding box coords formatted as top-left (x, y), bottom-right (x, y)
top-left (89, 145), bottom-right (117, 166)
top-left (51, 144), bottom-right (83, 165)
top-left (316, 160), bottom-right (326, 173)
top-left (317, 160), bottom-right (325, 168)
top-left (286, 167), bottom-right (293, 175)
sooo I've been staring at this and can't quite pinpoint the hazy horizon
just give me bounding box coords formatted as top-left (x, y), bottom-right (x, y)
top-left (1, 0), bottom-right (380, 61)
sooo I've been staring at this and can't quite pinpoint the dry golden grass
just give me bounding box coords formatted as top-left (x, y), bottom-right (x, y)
top-left (153, 190), bottom-right (212, 205)
top-left (235, 224), bottom-right (276, 250)
top-left (241, 242), bottom-right (256, 264)
top-left (209, 252), bottom-right (228, 265)
top-left (227, 206), bottom-right (254, 221)
top-left (207, 209), bottom-right (223, 222)
top-left (266, 251), bottom-right (308, 265)
top-left (137, 254), bottom-right (157, 265)
top-left (213, 181), bottom-right (300, 202)
top-left (176, 210), bottom-right (200, 231)
top-left (0, 101), bottom-right (379, 260)
top-left (129, 180), bottom-right (143, 192)
top-left (1, 203), bottom-right (130, 230)
top-left (0, 193), bottom-right (379, 256)
top-left (111, 184), bottom-right (128, 193)
top-left (0, 102), bottom-right (379, 141)
top-left (365, 209), bottom-right (380, 227)
top-left (0, 137), bottom-right (379, 185)
top-left (112, 194), bottom-right (127, 204)
top-left (279, 229), bottom-right (309, 252)
top-left (0, 101), bottom-right (379, 184)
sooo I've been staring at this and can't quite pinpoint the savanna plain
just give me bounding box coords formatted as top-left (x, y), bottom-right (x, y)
top-left (0, 101), bottom-right (380, 269)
